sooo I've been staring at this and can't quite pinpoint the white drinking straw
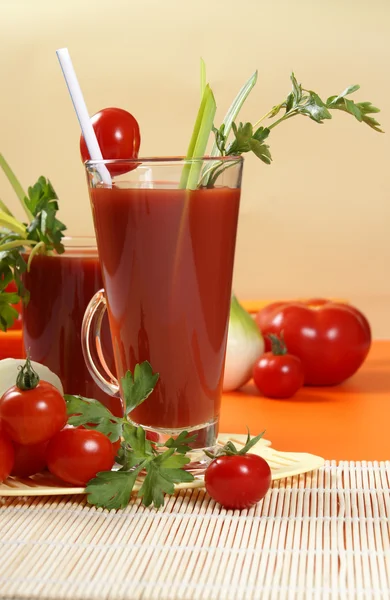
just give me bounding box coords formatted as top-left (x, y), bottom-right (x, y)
top-left (56, 47), bottom-right (112, 186)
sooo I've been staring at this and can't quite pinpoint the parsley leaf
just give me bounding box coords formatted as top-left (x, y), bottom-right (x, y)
top-left (121, 361), bottom-right (159, 414)
top-left (164, 430), bottom-right (198, 454)
top-left (86, 470), bottom-right (142, 510)
top-left (138, 451), bottom-right (194, 508)
top-left (65, 395), bottom-right (123, 442)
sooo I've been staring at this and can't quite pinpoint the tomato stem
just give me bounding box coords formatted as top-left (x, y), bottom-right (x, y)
top-left (268, 333), bottom-right (288, 356)
top-left (16, 355), bottom-right (40, 391)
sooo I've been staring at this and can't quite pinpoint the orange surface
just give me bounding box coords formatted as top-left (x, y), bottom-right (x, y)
top-left (220, 340), bottom-right (390, 461)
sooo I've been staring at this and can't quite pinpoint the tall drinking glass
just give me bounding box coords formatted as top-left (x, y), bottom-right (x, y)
top-left (82, 157), bottom-right (243, 451)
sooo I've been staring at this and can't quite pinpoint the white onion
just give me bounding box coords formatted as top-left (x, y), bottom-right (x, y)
top-left (0, 358), bottom-right (64, 397)
top-left (223, 296), bottom-right (264, 391)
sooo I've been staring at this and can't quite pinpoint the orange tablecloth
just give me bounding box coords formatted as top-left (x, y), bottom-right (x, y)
top-left (221, 339), bottom-right (390, 461)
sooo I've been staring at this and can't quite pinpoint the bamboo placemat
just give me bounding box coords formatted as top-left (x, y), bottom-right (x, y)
top-left (1, 461), bottom-right (389, 600)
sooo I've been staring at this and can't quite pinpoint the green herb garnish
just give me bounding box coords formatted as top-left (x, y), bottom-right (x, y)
top-left (185, 65), bottom-right (383, 189)
top-left (65, 361), bottom-right (196, 510)
top-left (0, 154), bottom-right (66, 331)
top-left (211, 72), bottom-right (383, 170)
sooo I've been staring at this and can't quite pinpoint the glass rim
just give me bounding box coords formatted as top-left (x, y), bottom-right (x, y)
top-left (62, 235), bottom-right (97, 250)
top-left (85, 155), bottom-right (244, 168)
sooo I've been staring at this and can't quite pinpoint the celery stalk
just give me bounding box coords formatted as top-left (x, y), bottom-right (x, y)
top-left (0, 208), bottom-right (27, 236)
top-left (179, 84), bottom-right (216, 190)
top-left (0, 154), bottom-right (33, 221)
top-left (210, 71), bottom-right (258, 157)
top-left (200, 58), bottom-right (206, 99)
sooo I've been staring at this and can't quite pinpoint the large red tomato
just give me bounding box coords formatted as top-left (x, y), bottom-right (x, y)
top-left (255, 299), bottom-right (371, 385)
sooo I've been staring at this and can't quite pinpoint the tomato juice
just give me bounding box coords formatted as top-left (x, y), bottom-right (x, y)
top-left (90, 184), bottom-right (240, 436)
top-left (22, 248), bottom-right (122, 417)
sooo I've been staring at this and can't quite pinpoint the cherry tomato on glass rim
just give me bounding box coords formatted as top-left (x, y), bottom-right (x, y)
top-left (253, 334), bottom-right (304, 399)
top-left (0, 428), bottom-right (14, 483)
top-left (255, 299), bottom-right (371, 386)
top-left (46, 428), bottom-right (115, 486)
top-left (0, 357), bottom-right (67, 445)
top-left (80, 107), bottom-right (141, 176)
top-left (205, 432), bottom-right (271, 510)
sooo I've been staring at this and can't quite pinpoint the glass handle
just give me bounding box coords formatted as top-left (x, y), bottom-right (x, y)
top-left (81, 289), bottom-right (120, 396)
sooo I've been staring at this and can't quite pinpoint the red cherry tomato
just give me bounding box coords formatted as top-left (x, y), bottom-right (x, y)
top-left (0, 381), bottom-right (67, 445)
top-left (0, 428), bottom-right (14, 482)
top-left (253, 335), bottom-right (304, 399)
top-left (80, 107), bottom-right (140, 176)
top-left (46, 428), bottom-right (115, 486)
top-left (205, 454), bottom-right (271, 510)
top-left (11, 440), bottom-right (48, 477)
top-left (255, 299), bottom-right (371, 385)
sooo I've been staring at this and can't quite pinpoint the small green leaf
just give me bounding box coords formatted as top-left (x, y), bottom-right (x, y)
top-left (122, 422), bottom-right (154, 462)
top-left (302, 92), bottom-right (332, 123)
top-left (86, 470), bottom-right (141, 510)
top-left (326, 84), bottom-right (360, 105)
top-left (121, 361), bottom-right (159, 415)
top-left (248, 138), bottom-right (272, 164)
top-left (344, 98), bottom-right (362, 121)
top-left (65, 395), bottom-right (123, 441)
top-left (164, 430), bottom-right (197, 454)
top-left (290, 72), bottom-right (303, 105)
top-left (253, 127), bottom-right (270, 143)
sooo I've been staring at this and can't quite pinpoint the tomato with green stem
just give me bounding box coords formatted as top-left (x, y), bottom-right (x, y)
top-left (80, 107), bottom-right (140, 176)
top-left (205, 431), bottom-right (271, 510)
top-left (253, 334), bottom-right (304, 399)
top-left (0, 357), bottom-right (67, 445)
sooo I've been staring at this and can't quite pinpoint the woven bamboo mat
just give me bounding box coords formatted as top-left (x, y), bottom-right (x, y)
top-left (1, 461), bottom-right (389, 600)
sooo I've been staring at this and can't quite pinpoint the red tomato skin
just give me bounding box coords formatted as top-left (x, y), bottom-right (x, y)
top-left (255, 300), bottom-right (371, 385)
top-left (0, 382), bottom-right (67, 445)
top-left (80, 107), bottom-right (140, 176)
top-left (0, 430), bottom-right (15, 482)
top-left (253, 354), bottom-right (304, 399)
top-left (11, 440), bottom-right (48, 477)
top-left (205, 454), bottom-right (271, 510)
top-left (46, 428), bottom-right (115, 486)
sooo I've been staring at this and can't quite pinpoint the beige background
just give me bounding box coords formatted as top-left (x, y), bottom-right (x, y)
top-left (1, 0), bottom-right (389, 336)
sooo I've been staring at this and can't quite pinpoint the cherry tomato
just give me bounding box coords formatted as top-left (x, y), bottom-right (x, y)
top-left (46, 428), bottom-right (115, 486)
top-left (11, 440), bottom-right (48, 477)
top-left (256, 299), bottom-right (371, 385)
top-left (80, 107), bottom-right (140, 176)
top-left (205, 454), bottom-right (271, 510)
top-left (253, 352), bottom-right (304, 400)
top-left (0, 428), bottom-right (14, 482)
top-left (0, 381), bottom-right (67, 445)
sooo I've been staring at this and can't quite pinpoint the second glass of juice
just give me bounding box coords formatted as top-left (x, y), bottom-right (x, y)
top-left (22, 237), bottom-right (122, 417)
top-left (82, 157), bottom-right (243, 450)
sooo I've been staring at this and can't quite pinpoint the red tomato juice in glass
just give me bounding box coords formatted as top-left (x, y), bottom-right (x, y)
top-left (89, 185), bottom-right (240, 434)
top-left (22, 249), bottom-right (122, 417)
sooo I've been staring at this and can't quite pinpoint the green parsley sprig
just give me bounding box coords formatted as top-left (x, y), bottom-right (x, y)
top-left (0, 154), bottom-right (66, 330)
top-left (212, 73), bottom-right (383, 169)
top-left (187, 66), bottom-right (383, 188)
top-left (65, 361), bottom-right (196, 510)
